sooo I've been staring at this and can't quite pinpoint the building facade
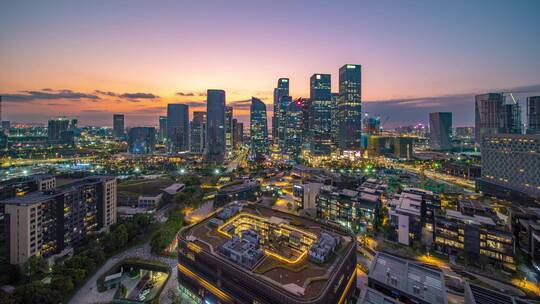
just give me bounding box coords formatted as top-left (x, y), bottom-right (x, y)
top-left (309, 73), bottom-right (333, 155)
top-left (159, 115), bottom-right (167, 142)
top-left (127, 127), bottom-right (156, 154)
top-left (527, 96), bottom-right (540, 134)
top-left (284, 99), bottom-right (304, 161)
top-left (205, 89), bottom-right (226, 163)
top-left (429, 112), bottom-right (453, 150)
top-left (338, 64), bottom-right (362, 151)
top-left (190, 111), bottom-right (206, 154)
top-left (273, 78), bottom-right (289, 147)
top-left (225, 106), bottom-right (234, 153)
top-left (250, 97), bottom-right (269, 159)
top-left (167, 104), bottom-right (190, 152)
top-left (113, 114), bottom-right (125, 138)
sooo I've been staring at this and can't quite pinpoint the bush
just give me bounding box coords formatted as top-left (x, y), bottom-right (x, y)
top-left (151, 210), bottom-right (184, 254)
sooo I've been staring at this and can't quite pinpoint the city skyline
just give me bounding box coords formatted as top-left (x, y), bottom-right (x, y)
top-left (1, 1), bottom-right (540, 127)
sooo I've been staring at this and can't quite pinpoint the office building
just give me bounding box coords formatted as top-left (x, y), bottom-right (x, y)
top-left (127, 127), bottom-right (156, 154)
top-left (309, 73), bottom-right (333, 154)
top-left (167, 104), bottom-right (190, 152)
top-left (455, 127), bottom-right (474, 138)
top-left (159, 115), bottom-right (167, 142)
top-left (232, 118), bottom-right (243, 148)
top-left (2, 176), bottom-right (116, 264)
top-left (284, 98), bottom-right (303, 161)
top-left (429, 112), bottom-right (453, 150)
top-left (393, 137), bottom-right (414, 159)
top-left (47, 117), bottom-right (70, 144)
top-left (475, 93), bottom-right (522, 142)
top-left (113, 114), bottom-right (125, 138)
top-left (2, 121), bottom-right (10, 136)
top-left (363, 114), bottom-right (381, 136)
top-left (177, 202), bottom-right (356, 304)
top-left (205, 89), bottom-right (226, 163)
top-left (190, 111), bottom-right (206, 154)
top-left (250, 97), bottom-right (269, 159)
top-left (338, 64), bottom-right (362, 151)
top-left (527, 96), bottom-right (540, 134)
top-left (368, 252), bottom-right (447, 304)
top-left (273, 78), bottom-right (289, 146)
top-left (477, 133), bottom-right (540, 202)
top-left (225, 106), bottom-right (233, 153)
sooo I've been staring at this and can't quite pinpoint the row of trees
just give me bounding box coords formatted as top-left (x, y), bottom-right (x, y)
top-left (0, 213), bottom-right (154, 304)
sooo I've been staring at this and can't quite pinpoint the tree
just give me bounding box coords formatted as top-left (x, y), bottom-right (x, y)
top-left (22, 255), bottom-right (45, 282)
top-left (51, 275), bottom-right (74, 292)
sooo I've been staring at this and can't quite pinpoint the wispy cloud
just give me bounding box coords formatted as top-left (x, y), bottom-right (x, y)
top-left (118, 92), bottom-right (159, 99)
top-left (2, 89), bottom-right (100, 102)
top-left (176, 91), bottom-right (195, 97)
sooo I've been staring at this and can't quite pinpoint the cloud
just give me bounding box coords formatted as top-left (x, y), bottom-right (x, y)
top-left (181, 101), bottom-right (206, 107)
top-left (197, 91), bottom-right (207, 97)
top-left (176, 91), bottom-right (195, 97)
top-left (94, 90), bottom-right (118, 97)
top-left (119, 92), bottom-right (159, 99)
top-left (1, 89), bottom-right (100, 102)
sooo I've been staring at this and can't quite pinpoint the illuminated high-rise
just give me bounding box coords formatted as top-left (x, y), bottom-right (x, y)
top-left (128, 127), bottom-right (156, 154)
top-left (113, 114), bottom-right (125, 138)
top-left (167, 104), bottom-right (190, 152)
top-left (159, 116), bottom-right (167, 142)
top-left (250, 97), bottom-right (268, 159)
top-left (205, 89), bottom-right (226, 163)
top-left (528, 96), bottom-right (540, 134)
top-left (309, 73), bottom-right (333, 154)
top-left (190, 111), bottom-right (206, 154)
top-left (338, 64), bottom-right (362, 151)
top-left (284, 98), bottom-right (304, 161)
top-left (272, 78), bottom-right (289, 146)
top-left (225, 106), bottom-right (233, 153)
top-left (429, 112), bottom-right (453, 150)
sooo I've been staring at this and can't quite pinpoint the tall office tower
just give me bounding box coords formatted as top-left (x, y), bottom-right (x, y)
top-left (330, 93), bottom-right (340, 145)
top-left (69, 118), bottom-right (78, 130)
top-left (232, 119), bottom-right (244, 148)
top-left (47, 117), bottom-right (70, 143)
top-left (190, 111), bottom-right (206, 154)
top-left (159, 116), bottom-right (168, 142)
top-left (478, 134), bottom-right (540, 202)
top-left (250, 97), bottom-right (269, 159)
top-left (225, 106), bottom-right (234, 152)
top-left (272, 78), bottom-right (289, 145)
top-left (363, 115), bottom-right (381, 136)
top-left (309, 73), bottom-right (333, 154)
top-left (284, 99), bottom-right (304, 161)
top-left (1, 121), bottom-right (10, 136)
top-left (338, 64), bottom-right (362, 151)
top-left (167, 104), bottom-right (190, 152)
top-left (429, 112), bottom-right (453, 150)
top-left (3, 176), bottom-right (116, 264)
top-left (528, 96), bottom-right (540, 134)
top-left (205, 89), bottom-right (226, 163)
top-left (475, 93), bottom-right (522, 141)
top-left (127, 127), bottom-right (156, 154)
top-left (113, 114), bottom-right (125, 138)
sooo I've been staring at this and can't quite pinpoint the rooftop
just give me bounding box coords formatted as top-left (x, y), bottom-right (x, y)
top-left (180, 202), bottom-right (355, 300)
top-left (369, 252), bottom-right (447, 304)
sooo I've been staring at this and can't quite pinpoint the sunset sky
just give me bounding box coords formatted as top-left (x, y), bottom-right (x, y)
top-left (1, 0), bottom-right (539, 127)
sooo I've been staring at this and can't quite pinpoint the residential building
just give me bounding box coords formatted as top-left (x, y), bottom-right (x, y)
top-left (167, 104), bottom-right (190, 152)
top-left (477, 134), bottom-right (540, 203)
top-left (190, 111), bottom-right (206, 154)
top-left (127, 127), bottom-right (156, 154)
top-left (429, 112), bottom-right (453, 150)
top-left (338, 64), bottom-right (362, 151)
top-left (205, 89), bottom-right (226, 163)
top-left (250, 97), bottom-right (268, 159)
top-left (113, 114), bottom-right (125, 138)
top-left (2, 176), bottom-right (117, 264)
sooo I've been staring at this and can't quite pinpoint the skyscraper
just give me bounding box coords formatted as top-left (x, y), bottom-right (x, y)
top-left (225, 106), bottom-right (234, 153)
top-left (167, 104), bottom-right (190, 152)
top-left (284, 98), bottom-right (304, 161)
top-left (338, 64), bottom-right (362, 151)
top-left (474, 93), bottom-right (523, 142)
top-left (159, 116), bottom-right (168, 142)
top-left (429, 112), bottom-right (453, 150)
top-left (113, 114), bottom-right (125, 138)
top-left (309, 73), bottom-right (333, 154)
top-left (190, 111), bottom-right (206, 154)
top-left (128, 127), bottom-right (156, 154)
top-left (232, 118), bottom-right (244, 148)
top-left (205, 89), bottom-right (226, 163)
top-left (273, 78), bottom-right (289, 146)
top-left (47, 118), bottom-right (70, 144)
top-left (528, 96), bottom-right (540, 134)
top-left (250, 97), bottom-right (268, 159)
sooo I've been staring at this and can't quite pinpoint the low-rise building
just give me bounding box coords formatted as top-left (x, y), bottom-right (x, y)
top-left (215, 179), bottom-right (261, 206)
top-left (137, 193), bottom-right (163, 208)
top-left (464, 282), bottom-right (532, 304)
top-left (292, 182), bottom-right (323, 209)
top-left (368, 252), bottom-right (448, 304)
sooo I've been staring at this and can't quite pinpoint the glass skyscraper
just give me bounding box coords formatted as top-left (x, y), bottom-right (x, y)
top-left (159, 115), bottom-right (167, 142)
top-left (128, 127), bottom-right (156, 154)
top-left (527, 96), bottom-right (540, 134)
top-left (205, 89), bottom-right (226, 163)
top-left (190, 111), bottom-right (206, 154)
top-left (167, 104), bottom-right (190, 152)
top-left (338, 64), bottom-right (362, 151)
top-left (429, 112), bottom-right (453, 150)
top-left (273, 78), bottom-right (289, 147)
top-left (250, 97), bottom-right (268, 159)
top-left (309, 73), bottom-right (333, 155)
top-left (284, 98), bottom-right (304, 161)
top-left (113, 114), bottom-right (125, 138)
top-left (225, 106), bottom-right (233, 153)
top-left (475, 93), bottom-right (522, 142)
